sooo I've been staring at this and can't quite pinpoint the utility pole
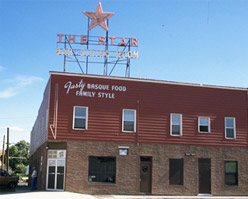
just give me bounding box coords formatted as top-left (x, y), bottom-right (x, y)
top-left (6, 128), bottom-right (9, 172)
top-left (1, 135), bottom-right (5, 170)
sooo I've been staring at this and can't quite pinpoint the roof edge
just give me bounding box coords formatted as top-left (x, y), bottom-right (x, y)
top-left (49, 71), bottom-right (247, 91)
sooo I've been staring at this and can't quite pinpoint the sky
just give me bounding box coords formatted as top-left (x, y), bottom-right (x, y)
top-left (0, 0), bottom-right (248, 146)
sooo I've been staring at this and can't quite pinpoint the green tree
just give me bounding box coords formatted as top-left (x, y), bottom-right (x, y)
top-left (6, 140), bottom-right (29, 176)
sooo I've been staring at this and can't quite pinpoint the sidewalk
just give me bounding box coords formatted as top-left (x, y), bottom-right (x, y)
top-left (1, 192), bottom-right (248, 199)
top-left (0, 191), bottom-right (95, 199)
top-left (0, 187), bottom-right (247, 199)
top-left (95, 196), bottom-right (248, 199)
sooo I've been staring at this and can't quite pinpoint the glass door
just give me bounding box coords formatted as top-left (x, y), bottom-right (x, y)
top-left (56, 159), bottom-right (65, 189)
top-left (46, 150), bottom-right (66, 190)
top-left (47, 159), bottom-right (56, 189)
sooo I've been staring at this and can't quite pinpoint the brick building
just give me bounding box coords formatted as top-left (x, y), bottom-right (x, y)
top-left (30, 71), bottom-right (248, 195)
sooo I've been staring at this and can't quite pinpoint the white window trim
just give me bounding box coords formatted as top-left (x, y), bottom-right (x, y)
top-left (170, 113), bottom-right (182, 136)
top-left (73, 106), bottom-right (88, 130)
top-left (122, 109), bottom-right (136, 133)
top-left (225, 117), bottom-right (236, 139)
top-left (198, 117), bottom-right (211, 133)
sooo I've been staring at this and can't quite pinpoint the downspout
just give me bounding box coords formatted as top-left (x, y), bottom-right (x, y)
top-left (136, 99), bottom-right (140, 146)
top-left (247, 88), bottom-right (248, 148)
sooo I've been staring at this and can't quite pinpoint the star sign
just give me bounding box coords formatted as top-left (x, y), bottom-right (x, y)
top-left (83, 2), bottom-right (115, 31)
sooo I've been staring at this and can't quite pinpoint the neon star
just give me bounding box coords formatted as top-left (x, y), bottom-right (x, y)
top-left (83, 2), bottom-right (115, 31)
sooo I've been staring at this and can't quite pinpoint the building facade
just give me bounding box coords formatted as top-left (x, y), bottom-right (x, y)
top-left (30, 71), bottom-right (248, 195)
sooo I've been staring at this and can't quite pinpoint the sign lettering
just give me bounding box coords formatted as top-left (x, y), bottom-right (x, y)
top-left (56, 34), bottom-right (138, 59)
top-left (64, 79), bottom-right (126, 99)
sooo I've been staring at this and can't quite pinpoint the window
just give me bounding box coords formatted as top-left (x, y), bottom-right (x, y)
top-left (73, 106), bottom-right (88, 130)
top-left (225, 117), bottom-right (236, 139)
top-left (122, 109), bottom-right (136, 132)
top-left (170, 113), bottom-right (182, 136)
top-left (88, 157), bottom-right (116, 183)
top-left (225, 161), bottom-right (238, 186)
top-left (169, 159), bottom-right (184, 185)
top-left (198, 117), bottom-right (210, 133)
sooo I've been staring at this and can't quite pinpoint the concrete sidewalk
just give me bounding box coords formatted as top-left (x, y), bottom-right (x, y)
top-left (95, 196), bottom-right (248, 199)
top-left (1, 192), bottom-right (248, 199)
top-left (0, 191), bottom-right (95, 199)
top-left (0, 187), bottom-right (247, 199)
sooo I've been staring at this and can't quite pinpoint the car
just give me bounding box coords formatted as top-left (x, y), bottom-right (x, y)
top-left (0, 169), bottom-right (19, 189)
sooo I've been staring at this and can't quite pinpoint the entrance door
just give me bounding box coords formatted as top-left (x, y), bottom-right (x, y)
top-left (46, 150), bottom-right (66, 190)
top-left (56, 160), bottom-right (65, 189)
top-left (198, 158), bottom-right (211, 194)
top-left (140, 157), bottom-right (152, 193)
top-left (47, 159), bottom-right (56, 189)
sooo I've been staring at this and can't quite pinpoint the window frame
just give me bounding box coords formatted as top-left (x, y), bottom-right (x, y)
top-left (170, 113), bottom-right (182, 136)
top-left (88, 156), bottom-right (116, 184)
top-left (224, 161), bottom-right (238, 186)
top-left (122, 109), bottom-right (136, 133)
top-left (169, 158), bottom-right (184, 185)
top-left (198, 117), bottom-right (211, 133)
top-left (73, 106), bottom-right (88, 130)
top-left (225, 117), bottom-right (236, 139)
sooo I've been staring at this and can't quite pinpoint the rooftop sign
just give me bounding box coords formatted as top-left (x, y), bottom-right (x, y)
top-left (56, 2), bottom-right (138, 77)
top-left (83, 2), bottom-right (114, 31)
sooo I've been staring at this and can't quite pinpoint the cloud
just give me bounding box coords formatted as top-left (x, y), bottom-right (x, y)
top-left (9, 126), bottom-right (24, 132)
top-left (0, 87), bottom-right (18, 98)
top-left (14, 76), bottom-right (44, 86)
top-left (0, 66), bottom-right (4, 72)
top-left (0, 126), bottom-right (24, 132)
top-left (0, 75), bottom-right (43, 99)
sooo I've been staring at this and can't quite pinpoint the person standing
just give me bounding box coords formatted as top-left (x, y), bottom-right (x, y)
top-left (31, 167), bottom-right (37, 190)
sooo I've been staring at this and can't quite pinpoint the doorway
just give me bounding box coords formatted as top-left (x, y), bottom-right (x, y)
top-left (198, 158), bottom-right (211, 194)
top-left (140, 157), bottom-right (152, 193)
top-left (46, 150), bottom-right (66, 190)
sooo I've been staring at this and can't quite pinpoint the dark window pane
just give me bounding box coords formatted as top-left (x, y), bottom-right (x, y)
top-left (140, 157), bottom-right (152, 162)
top-left (124, 121), bottom-right (134, 131)
top-left (225, 161), bottom-right (238, 186)
top-left (49, 166), bottom-right (55, 173)
top-left (89, 157), bottom-right (116, 183)
top-left (74, 118), bottom-right (86, 129)
top-left (48, 174), bottom-right (55, 189)
top-left (172, 125), bottom-right (180, 135)
top-left (225, 174), bottom-right (238, 185)
top-left (226, 129), bottom-right (234, 138)
top-left (56, 174), bottom-right (64, 189)
top-left (225, 162), bottom-right (237, 173)
top-left (169, 159), bottom-right (183, 185)
top-left (57, 166), bottom-right (64, 174)
top-left (200, 125), bottom-right (209, 132)
top-left (142, 166), bottom-right (148, 172)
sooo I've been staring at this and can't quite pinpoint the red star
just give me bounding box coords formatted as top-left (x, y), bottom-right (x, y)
top-left (83, 2), bottom-right (115, 31)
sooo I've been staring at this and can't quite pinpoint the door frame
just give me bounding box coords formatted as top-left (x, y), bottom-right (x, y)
top-left (198, 158), bottom-right (211, 194)
top-left (140, 156), bottom-right (152, 194)
top-left (46, 150), bottom-right (66, 191)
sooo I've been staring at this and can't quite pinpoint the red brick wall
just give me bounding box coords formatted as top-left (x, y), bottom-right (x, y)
top-left (30, 141), bottom-right (67, 190)
top-left (65, 140), bottom-right (248, 196)
top-left (29, 142), bottom-right (47, 190)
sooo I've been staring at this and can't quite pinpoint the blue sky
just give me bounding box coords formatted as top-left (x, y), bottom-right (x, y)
top-left (0, 0), bottom-right (248, 145)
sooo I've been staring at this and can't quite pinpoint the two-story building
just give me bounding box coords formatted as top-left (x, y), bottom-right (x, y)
top-left (30, 71), bottom-right (248, 195)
